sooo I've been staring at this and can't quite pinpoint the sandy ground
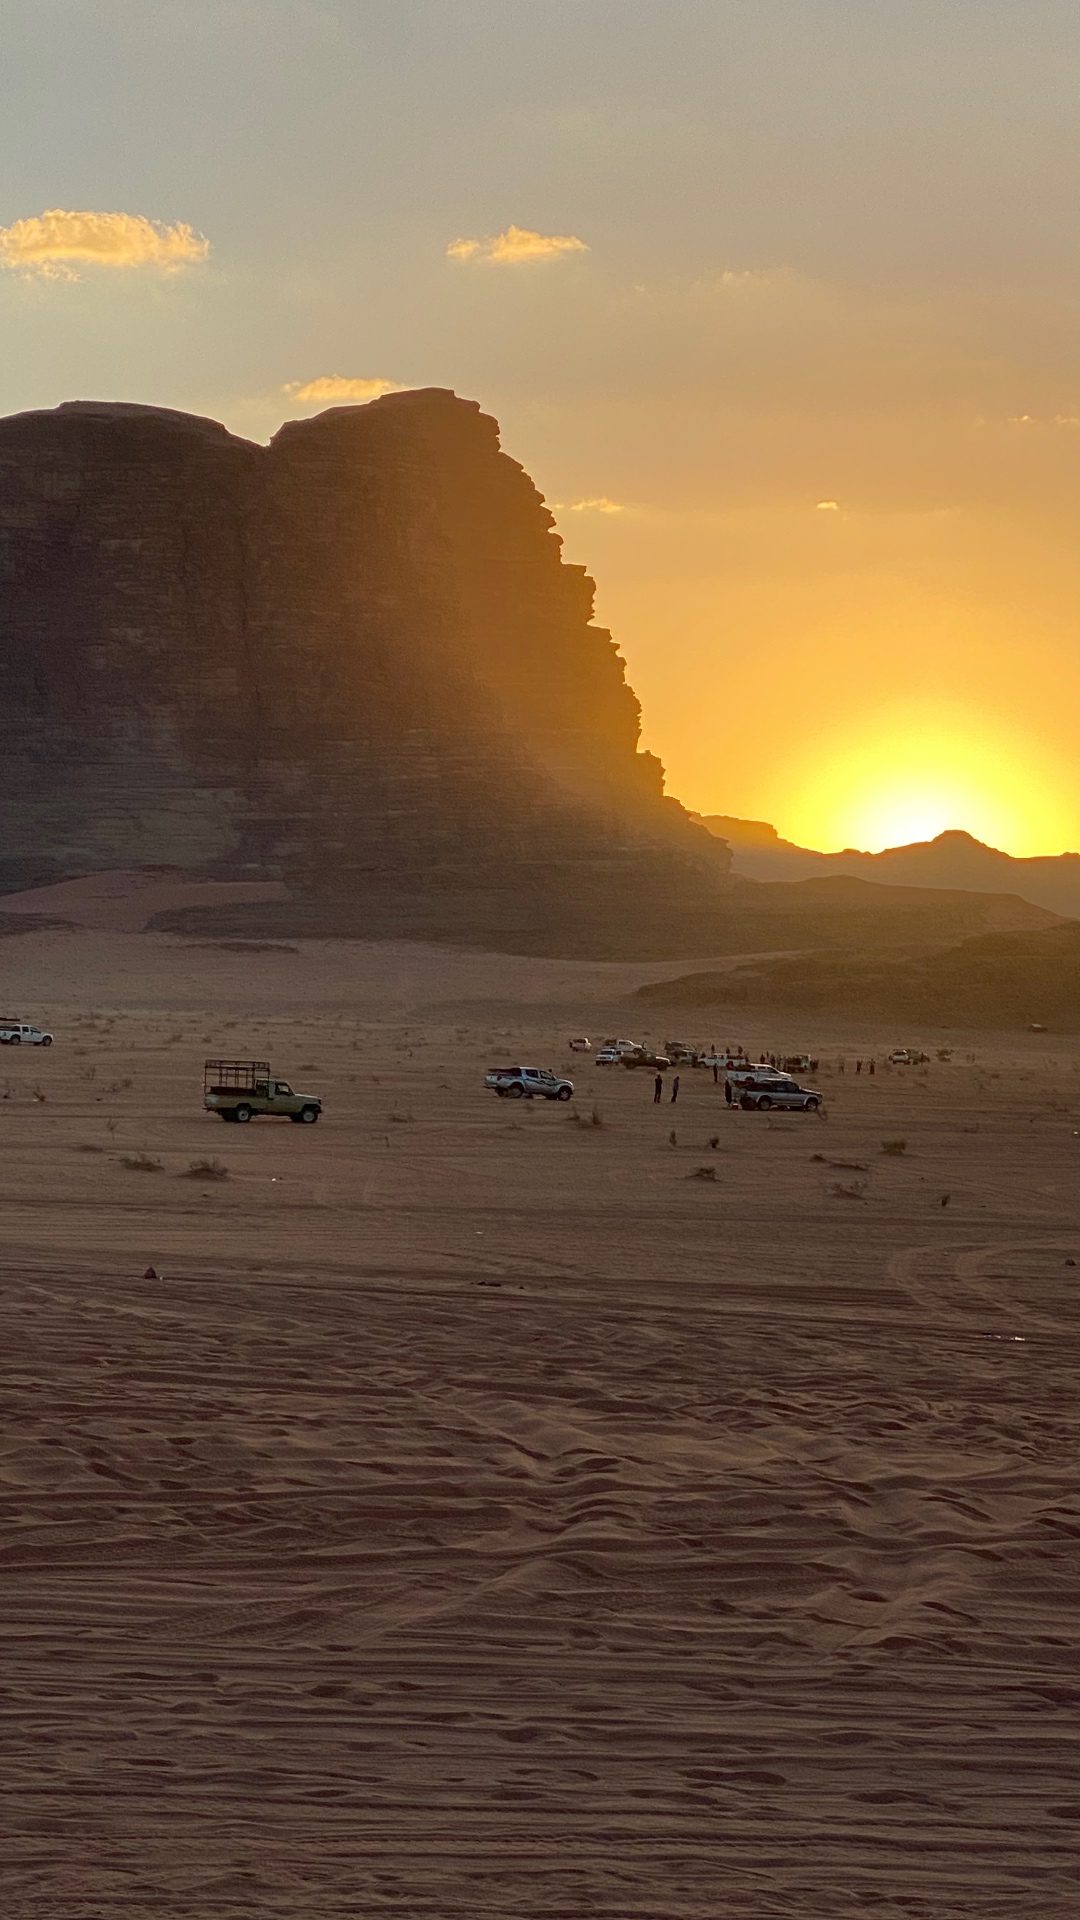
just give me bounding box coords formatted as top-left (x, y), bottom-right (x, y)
top-left (3, 919), bottom-right (1080, 1918)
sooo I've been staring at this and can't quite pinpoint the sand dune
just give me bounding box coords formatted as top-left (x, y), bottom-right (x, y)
top-left (3, 928), bottom-right (1079, 1917)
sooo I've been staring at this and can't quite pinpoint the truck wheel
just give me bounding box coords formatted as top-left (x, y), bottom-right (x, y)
top-left (556, 1086), bottom-right (572, 1101)
top-left (299, 1106), bottom-right (319, 1124)
top-left (495, 1087), bottom-right (507, 1098)
top-left (9, 1035), bottom-right (19, 1045)
top-left (234, 1105), bottom-right (252, 1123)
top-left (805, 1097), bottom-right (821, 1113)
top-left (41, 1035), bottom-right (53, 1047)
top-left (507, 1084), bottom-right (524, 1099)
top-left (757, 1096), bottom-right (772, 1111)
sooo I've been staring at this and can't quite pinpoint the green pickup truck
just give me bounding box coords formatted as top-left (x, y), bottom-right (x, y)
top-left (203, 1058), bottom-right (323, 1124)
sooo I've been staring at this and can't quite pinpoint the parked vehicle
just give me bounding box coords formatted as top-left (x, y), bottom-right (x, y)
top-left (664, 1041), bottom-right (715, 1068)
top-left (595, 1040), bottom-right (643, 1065)
top-left (0, 1020), bottom-right (54, 1046)
top-left (740, 1082), bottom-right (823, 1113)
top-left (485, 1065), bottom-right (574, 1101)
top-left (888, 1049), bottom-right (929, 1066)
top-left (780, 1054), bottom-right (816, 1074)
top-left (204, 1058), bottom-right (322, 1123)
top-left (568, 1037), bottom-right (592, 1052)
top-left (620, 1048), bottom-right (671, 1070)
top-left (726, 1064), bottom-right (797, 1093)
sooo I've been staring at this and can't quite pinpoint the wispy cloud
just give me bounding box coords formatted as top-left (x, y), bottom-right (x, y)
top-left (284, 375), bottom-right (403, 405)
top-left (816, 500), bottom-right (840, 511)
top-left (551, 496), bottom-right (625, 514)
top-left (1007, 412), bottom-right (1080, 429)
top-left (447, 225), bottom-right (588, 266)
top-left (0, 209), bottom-right (209, 280)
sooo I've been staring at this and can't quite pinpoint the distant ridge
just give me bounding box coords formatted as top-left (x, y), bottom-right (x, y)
top-left (697, 818), bottom-right (1080, 920)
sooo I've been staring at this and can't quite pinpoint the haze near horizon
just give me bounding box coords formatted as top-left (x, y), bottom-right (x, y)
top-left (3, 0), bottom-right (1078, 855)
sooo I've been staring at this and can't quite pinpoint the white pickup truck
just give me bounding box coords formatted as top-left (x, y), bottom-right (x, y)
top-left (0, 1019), bottom-right (54, 1047)
top-left (485, 1065), bottom-right (574, 1101)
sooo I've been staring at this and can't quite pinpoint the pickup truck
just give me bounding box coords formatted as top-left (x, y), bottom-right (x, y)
top-left (485, 1066), bottom-right (574, 1101)
top-left (0, 1020), bottom-right (54, 1047)
top-left (204, 1058), bottom-right (323, 1123)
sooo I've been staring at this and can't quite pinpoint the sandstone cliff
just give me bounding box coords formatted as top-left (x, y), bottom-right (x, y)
top-left (0, 390), bottom-right (727, 944)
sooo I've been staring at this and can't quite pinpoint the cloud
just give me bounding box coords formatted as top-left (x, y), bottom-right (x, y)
top-left (284, 375), bottom-right (403, 405)
top-left (0, 209), bottom-right (209, 280)
top-left (552, 496), bottom-right (625, 514)
top-left (816, 500), bottom-right (840, 511)
top-left (447, 224), bottom-right (588, 266)
top-left (1007, 412), bottom-right (1080, 429)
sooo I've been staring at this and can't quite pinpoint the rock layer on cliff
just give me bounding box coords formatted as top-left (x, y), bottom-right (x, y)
top-left (0, 390), bottom-right (728, 941)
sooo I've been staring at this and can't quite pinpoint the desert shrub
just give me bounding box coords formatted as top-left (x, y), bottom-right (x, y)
top-left (689, 1165), bottom-right (717, 1181)
top-left (388, 1111), bottom-right (414, 1124)
top-left (708, 1135), bottom-right (720, 1150)
top-left (183, 1158), bottom-right (229, 1181)
top-left (881, 1139), bottom-right (908, 1156)
top-left (120, 1153), bottom-right (162, 1173)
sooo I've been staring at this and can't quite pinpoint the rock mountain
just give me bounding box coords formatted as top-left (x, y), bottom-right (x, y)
top-left (0, 391), bottom-right (1055, 958)
top-left (0, 390), bottom-right (728, 949)
top-left (700, 817), bottom-right (1080, 921)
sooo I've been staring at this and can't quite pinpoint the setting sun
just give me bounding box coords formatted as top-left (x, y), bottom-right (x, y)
top-left (770, 709), bottom-right (1074, 856)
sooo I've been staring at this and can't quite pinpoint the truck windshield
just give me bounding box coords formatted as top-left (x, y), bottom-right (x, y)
top-left (274, 1082), bottom-right (292, 1095)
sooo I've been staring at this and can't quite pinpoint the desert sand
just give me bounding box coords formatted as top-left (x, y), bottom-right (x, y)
top-left (3, 896), bottom-right (1080, 1917)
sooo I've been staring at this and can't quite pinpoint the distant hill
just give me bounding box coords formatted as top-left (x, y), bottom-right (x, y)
top-left (697, 819), bottom-right (1080, 920)
top-left (639, 920), bottom-right (1080, 1030)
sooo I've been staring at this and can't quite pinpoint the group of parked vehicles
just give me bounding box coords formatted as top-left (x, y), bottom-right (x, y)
top-left (0, 1020), bottom-right (937, 1129)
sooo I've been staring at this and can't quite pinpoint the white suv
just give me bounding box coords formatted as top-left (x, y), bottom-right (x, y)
top-left (485, 1066), bottom-right (574, 1101)
top-left (739, 1082), bottom-right (823, 1113)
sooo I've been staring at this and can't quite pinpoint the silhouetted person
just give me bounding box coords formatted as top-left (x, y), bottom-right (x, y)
top-left (712, 1062), bottom-right (719, 1084)
top-left (856, 1059), bottom-right (863, 1074)
top-left (653, 1073), bottom-right (663, 1104)
top-left (868, 1058), bottom-right (876, 1076)
top-left (670, 1074), bottom-right (680, 1105)
top-left (724, 1078), bottom-right (733, 1106)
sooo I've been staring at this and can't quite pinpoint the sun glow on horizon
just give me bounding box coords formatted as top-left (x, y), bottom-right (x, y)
top-left (770, 711), bottom-right (1075, 858)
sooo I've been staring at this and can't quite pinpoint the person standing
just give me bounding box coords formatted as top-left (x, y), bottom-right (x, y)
top-left (670, 1073), bottom-right (680, 1105)
top-left (653, 1072), bottom-right (663, 1104)
top-left (724, 1077), bottom-right (733, 1106)
top-left (712, 1061), bottom-right (719, 1084)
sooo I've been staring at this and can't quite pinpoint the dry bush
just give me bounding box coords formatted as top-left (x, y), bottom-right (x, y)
top-left (183, 1158), bottom-right (229, 1181)
top-left (689, 1165), bottom-right (717, 1181)
top-left (120, 1152), bottom-right (163, 1173)
top-left (568, 1104), bottom-right (605, 1129)
top-left (388, 1111), bottom-right (414, 1124)
top-left (881, 1138), bottom-right (908, 1156)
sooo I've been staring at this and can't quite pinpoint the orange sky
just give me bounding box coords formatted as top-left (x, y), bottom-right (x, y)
top-left (3, 2), bottom-right (1080, 855)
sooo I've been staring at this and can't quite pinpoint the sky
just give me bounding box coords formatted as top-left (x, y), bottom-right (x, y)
top-left (3, 0), bottom-right (1080, 855)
